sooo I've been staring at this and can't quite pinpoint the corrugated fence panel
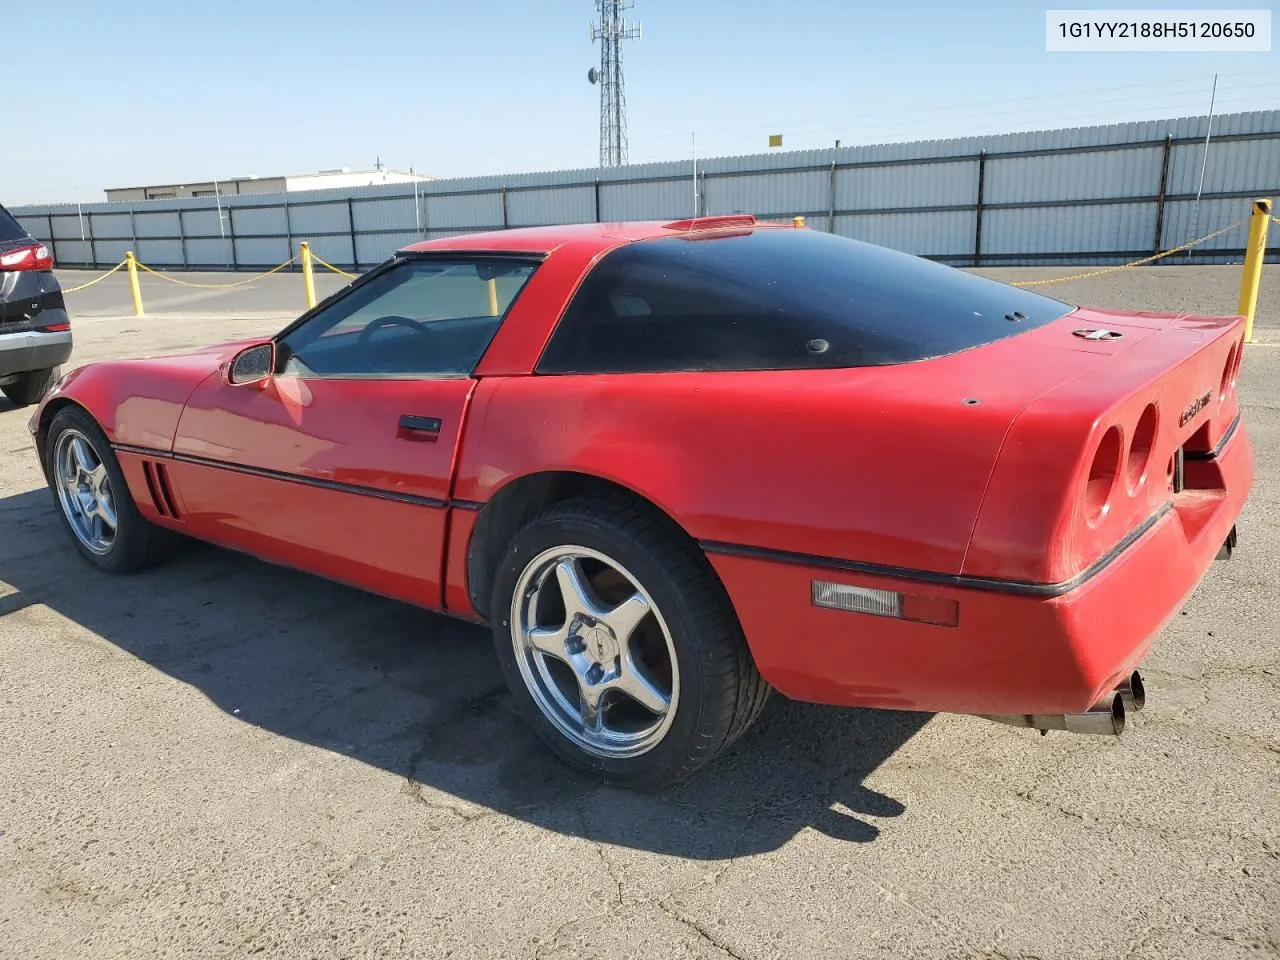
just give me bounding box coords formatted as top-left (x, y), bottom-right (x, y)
top-left (837, 161), bottom-right (979, 210)
top-left (15, 215), bottom-right (49, 240)
top-left (983, 202), bottom-right (1156, 255)
top-left (49, 215), bottom-right (89, 240)
top-left (134, 211), bottom-right (181, 239)
top-left (356, 231), bottom-right (417, 265)
top-left (1167, 137), bottom-right (1280, 196)
top-left (93, 239), bottom-right (132, 264)
top-left (53, 240), bottom-right (92, 264)
top-left (985, 147), bottom-right (1163, 203)
top-left (92, 213), bottom-right (133, 240)
top-left (599, 179), bottom-right (691, 221)
top-left (506, 186), bottom-right (596, 226)
top-left (234, 237), bottom-right (290, 265)
top-left (426, 193), bottom-right (502, 230)
top-left (352, 197), bottom-right (417, 233)
top-left (231, 205), bottom-right (289, 237)
top-left (1160, 199), bottom-right (1254, 251)
top-left (308, 235), bottom-right (357, 268)
top-left (185, 239), bottom-right (233, 265)
top-left (180, 209), bottom-right (224, 237)
top-left (839, 210), bottom-right (975, 257)
top-left (10, 110), bottom-right (1277, 269)
top-left (287, 201), bottom-right (352, 238)
top-left (136, 239), bottom-right (184, 264)
top-left (705, 170), bottom-right (828, 218)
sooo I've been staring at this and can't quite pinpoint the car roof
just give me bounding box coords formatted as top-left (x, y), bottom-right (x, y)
top-left (398, 215), bottom-right (790, 256)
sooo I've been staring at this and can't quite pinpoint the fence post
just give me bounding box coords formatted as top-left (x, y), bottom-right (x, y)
top-left (501, 186), bottom-right (509, 229)
top-left (300, 241), bottom-right (316, 309)
top-left (1152, 134), bottom-right (1173, 255)
top-left (177, 208), bottom-right (188, 269)
top-left (227, 207), bottom-right (238, 269)
top-left (594, 179), bottom-right (601, 222)
top-left (86, 213), bottom-right (97, 268)
top-left (973, 150), bottom-right (986, 267)
top-left (827, 160), bottom-right (837, 233)
top-left (283, 196), bottom-right (293, 266)
top-left (125, 251), bottom-right (144, 316)
top-left (1238, 198), bottom-right (1272, 343)
top-left (346, 198), bottom-right (357, 271)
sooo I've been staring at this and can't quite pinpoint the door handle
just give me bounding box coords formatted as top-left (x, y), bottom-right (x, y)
top-left (398, 415), bottom-right (442, 441)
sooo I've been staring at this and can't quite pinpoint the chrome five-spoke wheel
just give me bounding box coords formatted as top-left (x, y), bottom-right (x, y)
top-left (512, 545), bottom-right (680, 759)
top-left (54, 428), bottom-right (117, 555)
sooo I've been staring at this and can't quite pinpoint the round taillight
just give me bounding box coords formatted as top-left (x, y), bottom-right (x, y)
top-left (1126, 404), bottom-right (1158, 492)
top-left (1220, 342), bottom-right (1239, 400)
top-left (1085, 426), bottom-right (1123, 525)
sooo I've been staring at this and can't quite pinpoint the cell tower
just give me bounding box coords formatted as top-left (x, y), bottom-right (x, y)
top-left (588, 1), bottom-right (641, 167)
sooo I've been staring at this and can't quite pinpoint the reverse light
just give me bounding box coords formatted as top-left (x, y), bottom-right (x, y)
top-left (811, 580), bottom-right (958, 627)
top-left (0, 243), bottom-right (53, 272)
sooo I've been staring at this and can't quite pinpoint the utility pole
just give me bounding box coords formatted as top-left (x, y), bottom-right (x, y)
top-left (588, 1), bottom-right (641, 167)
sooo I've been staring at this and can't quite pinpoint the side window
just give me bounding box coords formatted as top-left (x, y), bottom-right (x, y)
top-left (278, 258), bottom-right (537, 378)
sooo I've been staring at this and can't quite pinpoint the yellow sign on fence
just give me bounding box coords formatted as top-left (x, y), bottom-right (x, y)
top-left (768, 134), bottom-right (783, 148)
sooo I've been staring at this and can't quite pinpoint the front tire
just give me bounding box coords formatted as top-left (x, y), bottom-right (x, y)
top-left (2, 367), bottom-right (58, 407)
top-left (45, 406), bottom-right (177, 573)
top-left (491, 495), bottom-right (769, 788)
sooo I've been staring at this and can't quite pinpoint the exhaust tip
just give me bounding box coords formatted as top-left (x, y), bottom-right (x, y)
top-left (1062, 691), bottom-right (1125, 736)
top-left (1116, 670), bottom-right (1146, 712)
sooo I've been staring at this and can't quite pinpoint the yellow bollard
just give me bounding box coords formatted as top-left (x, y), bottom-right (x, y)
top-left (486, 277), bottom-right (499, 317)
top-left (125, 251), bottom-right (144, 316)
top-left (1237, 198), bottom-right (1272, 343)
top-left (300, 241), bottom-right (317, 309)
top-left (793, 215), bottom-right (805, 228)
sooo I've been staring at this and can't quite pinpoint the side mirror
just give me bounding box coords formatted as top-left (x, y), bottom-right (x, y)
top-left (228, 342), bottom-right (275, 386)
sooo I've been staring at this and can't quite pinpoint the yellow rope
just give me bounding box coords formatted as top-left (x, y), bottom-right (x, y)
top-left (1008, 217), bottom-right (1251, 287)
top-left (308, 251), bottom-right (359, 280)
top-left (61, 260), bottom-right (127, 293)
top-left (134, 256), bottom-right (296, 288)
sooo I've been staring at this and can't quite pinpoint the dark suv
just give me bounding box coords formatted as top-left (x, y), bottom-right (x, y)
top-left (0, 201), bottom-right (71, 407)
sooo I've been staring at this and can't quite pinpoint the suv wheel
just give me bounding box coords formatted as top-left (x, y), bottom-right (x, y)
top-left (2, 367), bottom-right (58, 407)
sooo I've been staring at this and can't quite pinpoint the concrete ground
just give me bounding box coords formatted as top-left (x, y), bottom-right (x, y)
top-left (1, 265), bottom-right (1277, 959)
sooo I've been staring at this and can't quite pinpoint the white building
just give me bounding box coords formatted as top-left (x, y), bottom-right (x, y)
top-left (105, 167), bottom-right (434, 202)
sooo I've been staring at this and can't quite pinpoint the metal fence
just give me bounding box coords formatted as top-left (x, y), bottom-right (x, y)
top-left (13, 110), bottom-right (1280, 271)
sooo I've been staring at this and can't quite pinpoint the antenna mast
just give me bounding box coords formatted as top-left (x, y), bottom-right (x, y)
top-left (589, 1), bottom-right (641, 167)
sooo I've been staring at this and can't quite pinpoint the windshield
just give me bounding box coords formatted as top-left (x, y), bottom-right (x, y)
top-left (537, 228), bottom-right (1073, 374)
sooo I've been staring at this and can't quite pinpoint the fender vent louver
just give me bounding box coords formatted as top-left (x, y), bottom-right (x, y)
top-left (142, 461), bottom-right (180, 519)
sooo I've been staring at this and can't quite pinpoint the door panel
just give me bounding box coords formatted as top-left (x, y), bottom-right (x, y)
top-left (172, 375), bottom-right (476, 608)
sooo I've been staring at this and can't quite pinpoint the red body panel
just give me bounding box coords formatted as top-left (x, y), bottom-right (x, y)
top-left (166, 374), bottom-right (474, 608)
top-left (712, 423), bottom-right (1252, 713)
top-left (29, 220), bottom-right (1254, 719)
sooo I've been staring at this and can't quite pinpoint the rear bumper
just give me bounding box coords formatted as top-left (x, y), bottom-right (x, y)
top-left (707, 421), bottom-right (1253, 716)
top-left (0, 328), bottom-right (73, 379)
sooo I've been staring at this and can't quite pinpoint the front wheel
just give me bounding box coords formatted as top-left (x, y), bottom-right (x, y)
top-left (44, 406), bottom-right (177, 573)
top-left (490, 495), bottom-right (769, 788)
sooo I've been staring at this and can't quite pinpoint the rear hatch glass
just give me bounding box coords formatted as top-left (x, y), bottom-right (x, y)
top-left (538, 228), bottom-right (1075, 374)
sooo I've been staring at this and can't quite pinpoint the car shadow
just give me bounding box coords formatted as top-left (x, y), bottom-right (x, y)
top-left (0, 486), bottom-right (930, 858)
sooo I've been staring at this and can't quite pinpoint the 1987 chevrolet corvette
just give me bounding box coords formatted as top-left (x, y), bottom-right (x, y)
top-left (30, 216), bottom-right (1251, 786)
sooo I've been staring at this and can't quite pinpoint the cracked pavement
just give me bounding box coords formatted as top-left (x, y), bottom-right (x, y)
top-left (1, 266), bottom-right (1277, 959)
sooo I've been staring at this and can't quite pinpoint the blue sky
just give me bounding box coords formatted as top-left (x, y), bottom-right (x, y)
top-left (6, 0), bottom-right (1277, 204)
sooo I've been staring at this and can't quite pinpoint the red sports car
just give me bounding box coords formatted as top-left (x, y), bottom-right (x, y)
top-left (30, 216), bottom-right (1251, 786)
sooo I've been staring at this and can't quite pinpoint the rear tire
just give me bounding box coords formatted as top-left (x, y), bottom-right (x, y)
top-left (44, 406), bottom-right (178, 574)
top-left (490, 494), bottom-right (770, 788)
top-left (2, 367), bottom-right (58, 407)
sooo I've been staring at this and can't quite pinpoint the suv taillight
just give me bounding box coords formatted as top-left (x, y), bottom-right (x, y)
top-left (0, 243), bottom-right (53, 271)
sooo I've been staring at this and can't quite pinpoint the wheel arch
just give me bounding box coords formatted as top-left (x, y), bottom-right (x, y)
top-left (464, 469), bottom-right (707, 619)
top-left (34, 397), bottom-right (94, 480)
